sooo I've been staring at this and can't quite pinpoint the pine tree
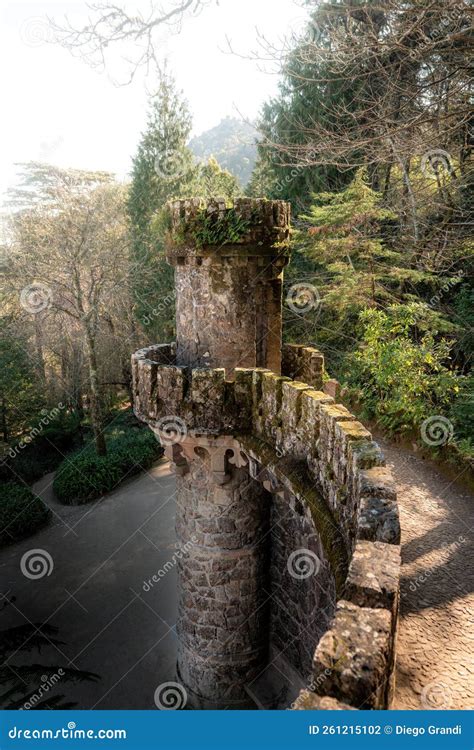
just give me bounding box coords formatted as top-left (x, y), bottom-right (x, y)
top-left (127, 73), bottom-right (197, 341)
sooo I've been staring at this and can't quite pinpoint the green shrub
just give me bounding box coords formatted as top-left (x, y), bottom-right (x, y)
top-left (2, 412), bottom-right (84, 484)
top-left (53, 427), bottom-right (162, 505)
top-left (0, 483), bottom-right (51, 547)
top-left (345, 303), bottom-right (461, 436)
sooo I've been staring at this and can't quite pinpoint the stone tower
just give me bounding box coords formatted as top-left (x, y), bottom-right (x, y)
top-left (166, 198), bottom-right (290, 707)
top-left (133, 198), bottom-right (401, 712)
top-left (166, 198), bottom-right (291, 374)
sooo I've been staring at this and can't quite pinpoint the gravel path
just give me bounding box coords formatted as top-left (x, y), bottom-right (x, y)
top-left (377, 438), bottom-right (474, 710)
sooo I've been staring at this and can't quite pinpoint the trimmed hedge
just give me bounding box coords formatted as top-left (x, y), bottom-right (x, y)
top-left (0, 483), bottom-right (51, 547)
top-left (53, 427), bottom-right (162, 505)
top-left (1, 414), bottom-right (84, 485)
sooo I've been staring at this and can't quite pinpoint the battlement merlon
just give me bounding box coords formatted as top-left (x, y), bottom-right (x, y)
top-left (162, 198), bottom-right (291, 375)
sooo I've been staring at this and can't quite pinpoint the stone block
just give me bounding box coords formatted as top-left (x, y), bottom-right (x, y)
top-left (345, 540), bottom-right (400, 612)
top-left (281, 381), bottom-right (311, 454)
top-left (234, 368), bottom-right (254, 430)
top-left (261, 372), bottom-right (290, 445)
top-left (189, 368), bottom-right (225, 431)
top-left (332, 420), bottom-right (372, 485)
top-left (357, 467), bottom-right (400, 544)
top-left (292, 690), bottom-right (356, 710)
top-left (312, 600), bottom-right (392, 709)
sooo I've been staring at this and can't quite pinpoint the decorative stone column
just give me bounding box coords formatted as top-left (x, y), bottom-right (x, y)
top-left (165, 198), bottom-right (291, 375)
top-left (162, 198), bottom-right (290, 708)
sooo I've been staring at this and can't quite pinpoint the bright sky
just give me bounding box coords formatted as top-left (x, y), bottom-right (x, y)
top-left (0, 0), bottom-right (304, 200)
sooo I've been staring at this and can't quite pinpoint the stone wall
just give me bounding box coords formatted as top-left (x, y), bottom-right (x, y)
top-left (132, 343), bottom-right (401, 710)
top-left (281, 343), bottom-right (325, 390)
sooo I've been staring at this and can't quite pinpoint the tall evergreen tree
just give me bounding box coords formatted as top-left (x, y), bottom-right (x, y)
top-left (127, 73), bottom-right (197, 341)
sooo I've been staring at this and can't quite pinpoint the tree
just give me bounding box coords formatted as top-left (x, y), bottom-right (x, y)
top-left (193, 156), bottom-right (240, 200)
top-left (127, 72), bottom-right (197, 341)
top-left (253, 0), bottom-right (472, 241)
top-left (52, 1), bottom-right (217, 84)
top-left (0, 318), bottom-right (43, 445)
top-left (7, 165), bottom-right (131, 456)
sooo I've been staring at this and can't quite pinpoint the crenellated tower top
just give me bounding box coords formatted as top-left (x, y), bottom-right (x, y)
top-left (162, 198), bottom-right (291, 375)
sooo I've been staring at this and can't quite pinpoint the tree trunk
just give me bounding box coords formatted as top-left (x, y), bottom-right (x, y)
top-left (85, 329), bottom-right (107, 456)
top-left (1, 396), bottom-right (8, 443)
top-left (34, 314), bottom-right (47, 385)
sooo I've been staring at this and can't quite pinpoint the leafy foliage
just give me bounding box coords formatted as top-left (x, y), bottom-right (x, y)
top-left (345, 304), bottom-right (461, 436)
top-left (53, 416), bottom-right (162, 504)
top-left (127, 73), bottom-right (197, 342)
top-left (0, 602), bottom-right (99, 709)
top-left (0, 483), bottom-right (51, 547)
top-left (165, 204), bottom-right (251, 249)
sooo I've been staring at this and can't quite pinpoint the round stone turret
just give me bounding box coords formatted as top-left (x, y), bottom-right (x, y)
top-left (164, 198), bottom-right (291, 376)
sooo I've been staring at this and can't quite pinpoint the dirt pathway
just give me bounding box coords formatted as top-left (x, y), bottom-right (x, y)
top-left (377, 438), bottom-right (474, 710)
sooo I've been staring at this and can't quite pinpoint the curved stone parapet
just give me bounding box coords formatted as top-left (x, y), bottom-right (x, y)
top-left (132, 342), bottom-right (401, 710)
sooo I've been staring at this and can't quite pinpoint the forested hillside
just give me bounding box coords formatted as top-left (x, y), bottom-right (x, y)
top-left (189, 117), bottom-right (258, 187)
